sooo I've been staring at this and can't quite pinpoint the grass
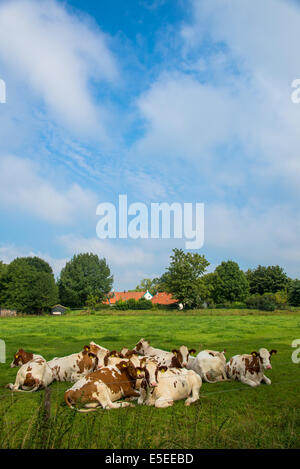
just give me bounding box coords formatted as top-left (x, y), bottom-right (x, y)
top-left (0, 310), bottom-right (299, 449)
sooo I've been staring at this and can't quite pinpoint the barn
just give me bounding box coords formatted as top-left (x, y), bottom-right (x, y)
top-left (51, 304), bottom-right (67, 315)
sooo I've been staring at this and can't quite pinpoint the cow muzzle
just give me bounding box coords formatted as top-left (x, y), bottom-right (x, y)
top-left (266, 364), bottom-right (272, 370)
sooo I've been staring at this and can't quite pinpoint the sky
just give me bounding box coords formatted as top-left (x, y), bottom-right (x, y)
top-left (0, 0), bottom-right (300, 289)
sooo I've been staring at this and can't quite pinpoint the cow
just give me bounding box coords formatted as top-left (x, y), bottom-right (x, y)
top-left (47, 342), bottom-right (106, 382)
top-left (7, 350), bottom-right (53, 392)
top-left (134, 338), bottom-right (196, 368)
top-left (226, 348), bottom-right (277, 387)
top-left (187, 349), bottom-right (228, 383)
top-left (138, 360), bottom-right (202, 408)
top-left (64, 360), bottom-right (145, 412)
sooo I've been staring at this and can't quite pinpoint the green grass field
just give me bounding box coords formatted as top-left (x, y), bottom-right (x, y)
top-left (0, 310), bottom-right (299, 449)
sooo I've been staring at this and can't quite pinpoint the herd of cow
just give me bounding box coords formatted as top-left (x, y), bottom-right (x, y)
top-left (6, 339), bottom-right (277, 411)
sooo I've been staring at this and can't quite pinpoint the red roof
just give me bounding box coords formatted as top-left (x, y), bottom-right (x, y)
top-left (151, 292), bottom-right (178, 305)
top-left (104, 291), bottom-right (178, 306)
top-left (104, 291), bottom-right (146, 305)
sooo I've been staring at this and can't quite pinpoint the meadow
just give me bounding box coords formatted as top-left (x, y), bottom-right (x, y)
top-left (0, 310), bottom-right (299, 449)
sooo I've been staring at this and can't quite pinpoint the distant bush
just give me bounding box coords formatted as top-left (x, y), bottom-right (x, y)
top-left (114, 298), bottom-right (153, 310)
top-left (246, 293), bottom-right (276, 311)
top-left (115, 300), bottom-right (129, 310)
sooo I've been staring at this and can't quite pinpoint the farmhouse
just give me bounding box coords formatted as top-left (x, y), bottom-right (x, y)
top-left (104, 290), bottom-right (178, 306)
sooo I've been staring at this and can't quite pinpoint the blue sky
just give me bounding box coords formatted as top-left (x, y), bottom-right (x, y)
top-left (1, 0), bottom-right (300, 288)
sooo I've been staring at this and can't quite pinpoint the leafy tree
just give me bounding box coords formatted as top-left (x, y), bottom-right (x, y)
top-left (0, 261), bottom-right (8, 280)
top-left (246, 265), bottom-right (289, 295)
top-left (135, 277), bottom-right (166, 295)
top-left (288, 279), bottom-right (300, 306)
top-left (135, 278), bottom-right (157, 295)
top-left (212, 261), bottom-right (249, 304)
top-left (58, 253), bottom-right (113, 307)
top-left (0, 257), bottom-right (58, 313)
top-left (163, 248), bottom-right (210, 308)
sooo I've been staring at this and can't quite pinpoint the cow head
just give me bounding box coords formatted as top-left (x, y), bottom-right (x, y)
top-left (10, 349), bottom-right (33, 368)
top-left (83, 342), bottom-right (109, 369)
top-left (116, 360), bottom-right (145, 380)
top-left (208, 349), bottom-right (227, 364)
top-left (251, 348), bottom-right (277, 370)
top-left (171, 346), bottom-right (196, 368)
top-left (134, 338), bottom-right (150, 355)
top-left (140, 358), bottom-right (168, 388)
top-left (103, 350), bottom-right (123, 366)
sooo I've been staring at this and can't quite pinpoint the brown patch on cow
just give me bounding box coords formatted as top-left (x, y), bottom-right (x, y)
top-left (245, 356), bottom-right (260, 375)
top-left (135, 341), bottom-right (144, 353)
top-left (24, 372), bottom-right (36, 387)
top-left (230, 358), bottom-right (233, 365)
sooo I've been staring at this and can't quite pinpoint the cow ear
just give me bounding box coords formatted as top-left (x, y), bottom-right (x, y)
top-left (19, 348), bottom-right (24, 352)
top-left (159, 366), bottom-right (168, 373)
top-left (88, 352), bottom-right (96, 358)
top-left (270, 349), bottom-right (277, 355)
top-left (251, 351), bottom-right (258, 357)
top-left (223, 349), bottom-right (226, 353)
top-left (135, 367), bottom-right (143, 377)
top-left (172, 349), bottom-right (179, 355)
top-left (83, 345), bottom-right (90, 352)
top-left (189, 349), bottom-right (196, 355)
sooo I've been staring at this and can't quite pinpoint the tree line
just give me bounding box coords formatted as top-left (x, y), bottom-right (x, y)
top-left (0, 249), bottom-right (299, 314)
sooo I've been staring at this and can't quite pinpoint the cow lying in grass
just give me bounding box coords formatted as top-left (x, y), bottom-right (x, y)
top-left (134, 338), bottom-right (196, 368)
top-left (187, 349), bottom-right (228, 383)
top-left (226, 348), bottom-right (277, 387)
top-left (137, 359), bottom-right (202, 408)
top-left (48, 342), bottom-right (107, 382)
top-left (6, 349), bottom-right (53, 392)
top-left (64, 360), bottom-right (145, 412)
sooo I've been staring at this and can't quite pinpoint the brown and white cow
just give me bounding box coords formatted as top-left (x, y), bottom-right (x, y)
top-left (47, 342), bottom-right (107, 382)
top-left (64, 360), bottom-right (145, 412)
top-left (187, 349), bottom-right (228, 383)
top-left (226, 348), bottom-right (277, 387)
top-left (134, 338), bottom-right (196, 368)
top-left (7, 349), bottom-right (53, 392)
top-left (138, 360), bottom-right (202, 408)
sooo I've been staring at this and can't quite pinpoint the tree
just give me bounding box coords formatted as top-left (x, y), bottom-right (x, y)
top-left (212, 260), bottom-right (249, 304)
top-left (163, 248), bottom-right (210, 308)
top-left (0, 257), bottom-right (58, 313)
top-left (58, 253), bottom-right (113, 307)
top-left (135, 277), bottom-right (164, 295)
top-left (246, 265), bottom-right (289, 295)
top-left (288, 279), bottom-right (300, 306)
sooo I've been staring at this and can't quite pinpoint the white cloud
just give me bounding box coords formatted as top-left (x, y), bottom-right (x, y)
top-left (206, 202), bottom-right (300, 277)
top-left (0, 243), bottom-right (67, 277)
top-left (0, 0), bottom-right (118, 139)
top-left (0, 155), bottom-right (97, 224)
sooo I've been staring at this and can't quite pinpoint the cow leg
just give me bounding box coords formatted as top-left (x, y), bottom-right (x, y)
top-left (97, 388), bottom-right (134, 410)
top-left (261, 375), bottom-right (271, 385)
top-left (154, 397), bottom-right (174, 408)
top-left (240, 376), bottom-right (258, 387)
top-left (137, 387), bottom-right (147, 405)
top-left (185, 376), bottom-right (201, 406)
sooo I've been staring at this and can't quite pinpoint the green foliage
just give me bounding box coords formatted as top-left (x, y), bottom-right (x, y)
top-left (211, 261), bottom-right (249, 304)
top-left (0, 257), bottom-right (58, 313)
top-left (115, 298), bottom-right (153, 310)
top-left (246, 265), bottom-right (289, 295)
top-left (135, 278), bottom-right (160, 295)
top-left (246, 293), bottom-right (277, 311)
top-left (58, 253), bottom-right (113, 308)
top-left (85, 294), bottom-right (100, 313)
top-left (163, 248), bottom-right (210, 308)
top-left (288, 279), bottom-right (300, 306)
